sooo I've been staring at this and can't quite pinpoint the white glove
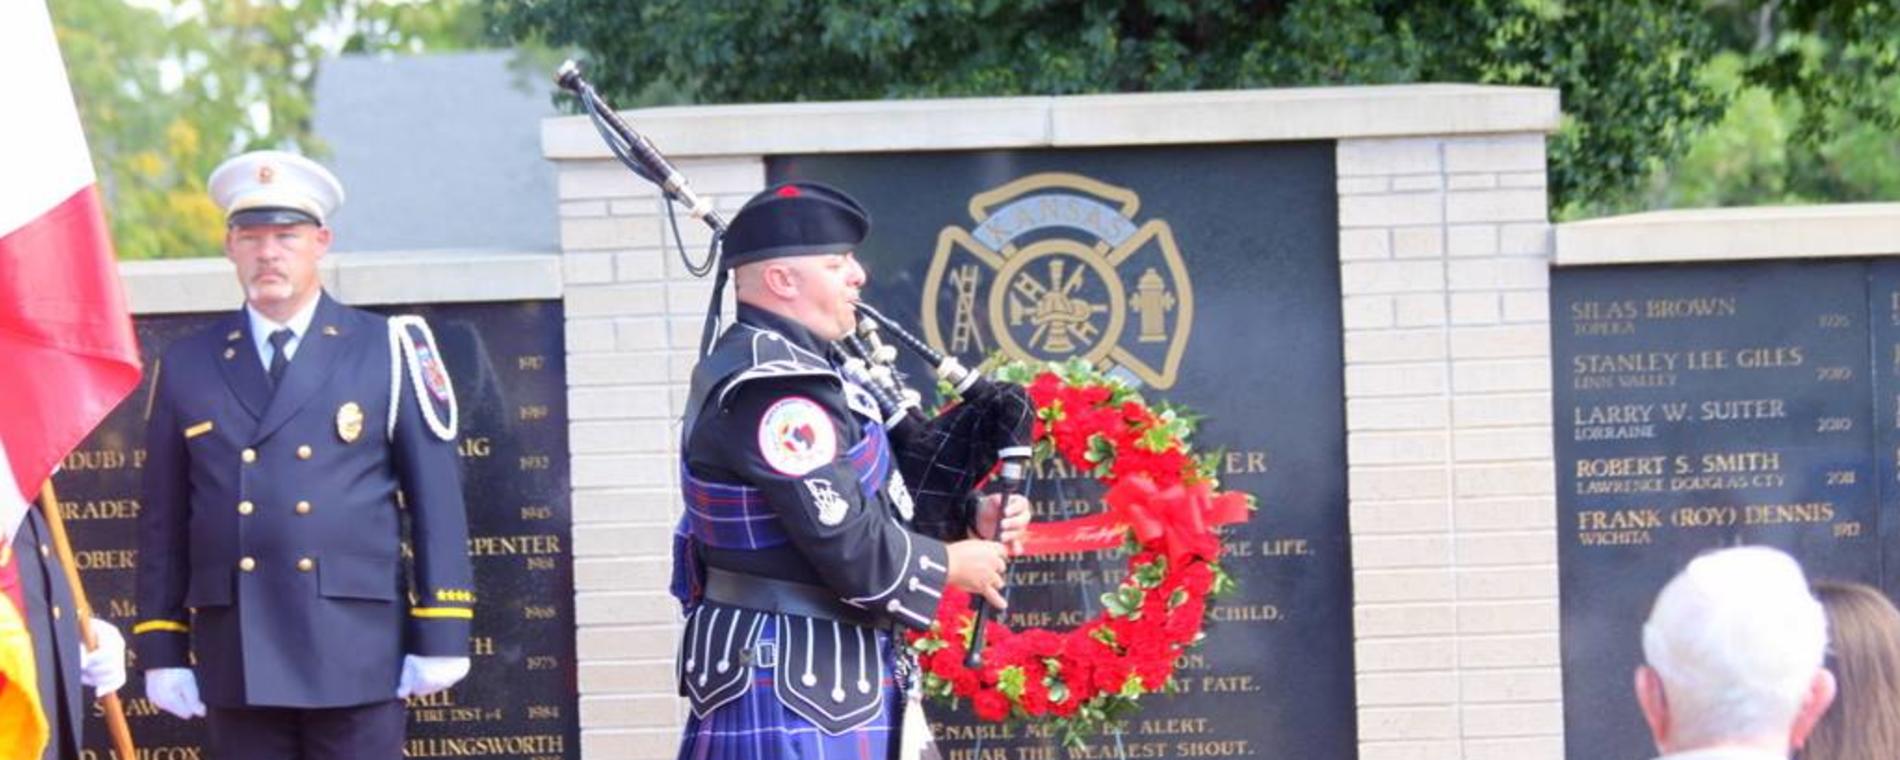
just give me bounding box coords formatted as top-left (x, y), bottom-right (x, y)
top-left (78, 619), bottom-right (127, 697)
top-left (396, 655), bottom-right (470, 699)
top-left (144, 667), bottom-right (206, 719)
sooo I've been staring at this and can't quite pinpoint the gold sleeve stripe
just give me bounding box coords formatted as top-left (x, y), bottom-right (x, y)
top-left (184, 421), bottom-right (215, 439)
top-left (410, 607), bottom-right (474, 620)
top-left (133, 620), bottom-right (190, 635)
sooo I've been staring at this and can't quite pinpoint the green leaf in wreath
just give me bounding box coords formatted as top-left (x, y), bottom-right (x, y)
top-left (1136, 425), bottom-right (1174, 453)
top-left (1132, 556), bottom-right (1168, 588)
top-left (1211, 563), bottom-right (1239, 596)
top-left (1193, 448), bottom-right (1225, 484)
top-left (1032, 439), bottom-right (1057, 464)
top-left (1115, 586), bottom-right (1146, 620)
top-left (997, 665), bottom-right (1027, 699)
top-left (1060, 721), bottom-right (1090, 750)
top-left (1119, 675), bottom-right (1146, 697)
top-left (993, 361), bottom-right (1040, 385)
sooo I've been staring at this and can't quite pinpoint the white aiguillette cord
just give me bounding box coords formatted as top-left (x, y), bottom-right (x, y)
top-left (386, 315), bottom-right (458, 442)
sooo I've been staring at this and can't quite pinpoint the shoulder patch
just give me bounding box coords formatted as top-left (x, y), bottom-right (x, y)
top-left (414, 340), bottom-right (451, 402)
top-left (804, 477), bottom-right (849, 526)
top-left (388, 315), bottom-right (459, 442)
top-left (757, 397), bottom-right (837, 476)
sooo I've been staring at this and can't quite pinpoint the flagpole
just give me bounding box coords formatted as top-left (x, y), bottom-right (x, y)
top-left (36, 480), bottom-right (136, 759)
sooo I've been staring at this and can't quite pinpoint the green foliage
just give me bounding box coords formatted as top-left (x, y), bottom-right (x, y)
top-left (1635, 52), bottom-right (1900, 213)
top-left (487, 0), bottom-right (1730, 212)
top-left (489, 0), bottom-right (1900, 214)
top-left (52, 0), bottom-right (490, 260)
top-left (1723, 0), bottom-right (1900, 141)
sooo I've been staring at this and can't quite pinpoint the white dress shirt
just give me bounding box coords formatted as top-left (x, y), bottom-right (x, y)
top-left (246, 295), bottom-right (320, 374)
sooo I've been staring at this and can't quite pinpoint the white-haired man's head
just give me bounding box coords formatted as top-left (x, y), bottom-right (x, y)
top-left (1636, 546), bottom-right (1835, 755)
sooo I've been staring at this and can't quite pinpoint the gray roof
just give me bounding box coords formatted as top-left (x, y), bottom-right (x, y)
top-left (313, 51), bottom-right (558, 254)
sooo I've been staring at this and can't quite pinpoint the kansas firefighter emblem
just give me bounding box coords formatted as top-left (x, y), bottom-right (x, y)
top-left (922, 173), bottom-right (1193, 388)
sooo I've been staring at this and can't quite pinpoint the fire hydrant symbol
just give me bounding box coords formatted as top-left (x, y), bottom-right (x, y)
top-left (1131, 268), bottom-right (1174, 344)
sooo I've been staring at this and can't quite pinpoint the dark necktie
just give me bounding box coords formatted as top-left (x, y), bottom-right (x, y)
top-left (267, 328), bottom-right (294, 387)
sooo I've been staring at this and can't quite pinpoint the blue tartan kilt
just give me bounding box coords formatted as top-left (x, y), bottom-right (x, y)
top-left (678, 615), bottom-right (901, 760)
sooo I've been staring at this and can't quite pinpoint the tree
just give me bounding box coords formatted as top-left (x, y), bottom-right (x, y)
top-left (1632, 1), bottom-right (1900, 213)
top-left (485, 0), bottom-right (1900, 215)
top-left (51, 0), bottom-right (488, 260)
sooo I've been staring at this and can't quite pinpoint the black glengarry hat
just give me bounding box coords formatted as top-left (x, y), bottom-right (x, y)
top-left (720, 181), bottom-right (870, 269)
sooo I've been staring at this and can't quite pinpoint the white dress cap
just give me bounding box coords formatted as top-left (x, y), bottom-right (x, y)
top-left (207, 150), bottom-right (345, 227)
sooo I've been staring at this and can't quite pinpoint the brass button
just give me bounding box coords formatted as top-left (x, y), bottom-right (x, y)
top-left (297, 445), bottom-right (313, 460)
top-left (239, 557), bottom-right (256, 572)
top-left (297, 557), bottom-right (315, 572)
top-left (295, 500), bottom-right (312, 515)
top-left (242, 448), bottom-right (257, 463)
top-left (237, 500), bottom-right (254, 515)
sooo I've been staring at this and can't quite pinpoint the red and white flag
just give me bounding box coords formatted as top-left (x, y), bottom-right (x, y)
top-left (0, 1), bottom-right (143, 542)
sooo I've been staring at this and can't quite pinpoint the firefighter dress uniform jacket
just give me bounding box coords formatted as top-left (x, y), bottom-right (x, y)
top-left (134, 293), bottom-right (474, 709)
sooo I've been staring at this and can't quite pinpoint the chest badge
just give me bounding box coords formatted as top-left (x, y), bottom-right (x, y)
top-left (336, 402), bottom-right (365, 443)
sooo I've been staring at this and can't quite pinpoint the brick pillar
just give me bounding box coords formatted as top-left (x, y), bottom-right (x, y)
top-left (1339, 134), bottom-right (1562, 760)
top-left (557, 156), bottom-right (765, 758)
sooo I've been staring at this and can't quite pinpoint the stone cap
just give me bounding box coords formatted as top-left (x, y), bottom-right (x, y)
top-left (119, 250), bottom-right (563, 315)
top-left (1555, 203), bottom-right (1900, 266)
top-left (543, 84), bottom-right (1561, 159)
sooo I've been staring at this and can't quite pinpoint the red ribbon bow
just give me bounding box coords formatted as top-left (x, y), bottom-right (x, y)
top-left (1102, 474), bottom-right (1251, 562)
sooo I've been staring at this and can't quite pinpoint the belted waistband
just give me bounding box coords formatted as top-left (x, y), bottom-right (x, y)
top-left (702, 567), bottom-right (881, 629)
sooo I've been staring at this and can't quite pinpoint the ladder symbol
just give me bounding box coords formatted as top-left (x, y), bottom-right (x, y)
top-left (949, 265), bottom-right (985, 355)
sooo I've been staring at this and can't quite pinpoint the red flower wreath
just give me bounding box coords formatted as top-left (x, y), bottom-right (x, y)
top-left (907, 360), bottom-right (1254, 746)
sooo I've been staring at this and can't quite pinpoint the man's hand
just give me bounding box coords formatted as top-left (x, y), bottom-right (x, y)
top-left (974, 493), bottom-right (1032, 554)
top-left (145, 667), bottom-right (206, 719)
top-left (396, 655), bottom-right (471, 699)
top-left (78, 618), bottom-right (127, 697)
top-left (946, 539), bottom-right (1010, 609)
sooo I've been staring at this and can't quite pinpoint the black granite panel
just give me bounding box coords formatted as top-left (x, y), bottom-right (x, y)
top-left (776, 143), bottom-right (1352, 760)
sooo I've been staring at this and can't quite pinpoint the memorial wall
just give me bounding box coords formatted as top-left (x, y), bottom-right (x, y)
top-left (58, 297), bottom-right (578, 760)
top-left (1552, 244), bottom-right (1900, 759)
top-left (544, 87), bottom-right (1568, 760)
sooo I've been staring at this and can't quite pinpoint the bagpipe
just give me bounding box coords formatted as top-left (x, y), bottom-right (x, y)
top-left (556, 61), bottom-right (1030, 664)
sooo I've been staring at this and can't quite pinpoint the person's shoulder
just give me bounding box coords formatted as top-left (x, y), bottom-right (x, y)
top-left (159, 312), bottom-right (244, 365)
top-left (320, 296), bottom-right (389, 334)
top-left (710, 324), bottom-right (838, 406)
top-left (701, 363), bottom-right (851, 443)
